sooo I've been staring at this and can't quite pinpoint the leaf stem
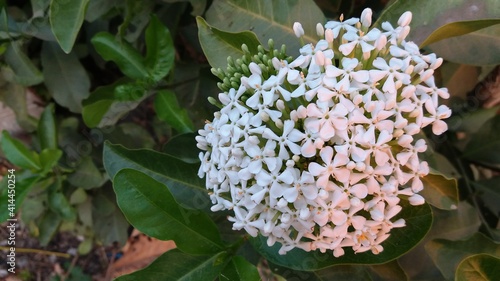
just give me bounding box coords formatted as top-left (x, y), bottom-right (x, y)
top-left (0, 246), bottom-right (71, 258)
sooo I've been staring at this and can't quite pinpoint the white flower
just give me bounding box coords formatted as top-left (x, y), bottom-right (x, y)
top-left (197, 8), bottom-right (450, 257)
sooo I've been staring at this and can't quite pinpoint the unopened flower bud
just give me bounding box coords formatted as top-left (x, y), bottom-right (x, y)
top-left (398, 11), bottom-right (412, 27)
top-left (316, 23), bottom-right (324, 36)
top-left (361, 8), bottom-right (373, 27)
top-left (293, 22), bottom-right (305, 38)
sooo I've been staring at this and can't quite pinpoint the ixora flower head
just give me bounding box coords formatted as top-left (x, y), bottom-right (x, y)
top-left (196, 9), bottom-right (451, 257)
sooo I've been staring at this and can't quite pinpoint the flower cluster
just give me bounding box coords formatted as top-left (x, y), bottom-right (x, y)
top-left (197, 9), bottom-right (451, 256)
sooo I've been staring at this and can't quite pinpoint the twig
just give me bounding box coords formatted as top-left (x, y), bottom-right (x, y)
top-left (0, 246), bottom-right (71, 258)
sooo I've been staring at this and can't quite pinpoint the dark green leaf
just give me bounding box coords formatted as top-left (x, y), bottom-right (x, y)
top-left (38, 104), bottom-right (57, 150)
top-left (49, 0), bottom-right (89, 53)
top-left (4, 41), bottom-right (43, 86)
top-left (315, 266), bottom-right (371, 281)
top-left (48, 183), bottom-right (77, 221)
top-left (154, 90), bottom-right (194, 133)
top-left (0, 173), bottom-right (41, 222)
top-left (115, 249), bottom-right (229, 281)
top-left (145, 15), bottom-right (175, 81)
top-left (463, 115), bottom-right (500, 164)
top-left (1, 131), bottom-right (41, 170)
top-left (92, 190), bottom-right (129, 246)
top-left (447, 106), bottom-right (499, 135)
top-left (205, 0), bottom-right (325, 57)
top-left (430, 202), bottom-right (481, 241)
top-left (455, 254), bottom-right (500, 281)
top-left (368, 260), bottom-right (408, 281)
top-left (67, 156), bottom-right (107, 189)
top-left (196, 16), bottom-right (261, 70)
top-left (251, 200), bottom-right (432, 270)
top-left (162, 133), bottom-right (201, 163)
top-left (420, 172), bottom-right (458, 210)
top-left (85, 0), bottom-right (120, 22)
top-left (82, 78), bottom-right (151, 128)
top-left (420, 19), bottom-right (500, 47)
top-left (91, 32), bottom-right (148, 79)
top-left (41, 41), bottom-right (91, 113)
top-left (220, 256), bottom-right (260, 281)
top-left (38, 210), bottom-right (61, 246)
top-left (113, 169), bottom-right (223, 254)
top-left (103, 142), bottom-right (210, 210)
top-left (425, 233), bottom-right (500, 280)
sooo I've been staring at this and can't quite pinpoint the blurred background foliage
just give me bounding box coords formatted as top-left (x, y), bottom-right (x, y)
top-left (0, 0), bottom-right (499, 280)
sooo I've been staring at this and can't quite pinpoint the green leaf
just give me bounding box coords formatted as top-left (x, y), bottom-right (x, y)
top-left (67, 156), bottom-right (107, 189)
top-left (91, 32), bottom-right (149, 79)
top-left (196, 16), bottom-right (261, 70)
top-left (455, 254), bottom-right (500, 281)
top-left (162, 133), bottom-right (201, 163)
top-left (204, 0), bottom-right (325, 56)
top-left (220, 256), bottom-right (260, 281)
top-left (69, 188), bottom-right (88, 205)
top-left (1, 131), bottom-right (41, 170)
top-left (49, 0), bottom-right (89, 53)
top-left (113, 169), bottom-right (224, 254)
top-left (38, 104), bottom-right (57, 150)
top-left (115, 249), bottom-right (229, 281)
top-left (425, 233), bottom-right (500, 280)
top-left (463, 115), bottom-right (500, 164)
top-left (41, 41), bottom-right (91, 113)
top-left (0, 74), bottom-right (37, 131)
top-left (92, 190), bottom-right (129, 246)
top-left (85, 0), bottom-right (120, 22)
top-left (420, 19), bottom-right (500, 47)
top-left (48, 183), bottom-right (77, 221)
top-left (430, 202), bottom-right (481, 241)
top-left (375, 0), bottom-right (500, 65)
top-left (103, 142), bottom-right (209, 210)
top-left (144, 15), bottom-right (175, 81)
top-left (0, 173), bottom-right (41, 223)
top-left (81, 78), bottom-right (145, 128)
top-left (154, 90), bottom-right (194, 133)
top-left (39, 148), bottom-right (63, 176)
top-left (4, 41), bottom-right (44, 86)
top-left (38, 210), bottom-right (62, 246)
top-left (420, 172), bottom-right (459, 210)
top-left (447, 106), bottom-right (499, 135)
top-left (251, 200), bottom-right (433, 270)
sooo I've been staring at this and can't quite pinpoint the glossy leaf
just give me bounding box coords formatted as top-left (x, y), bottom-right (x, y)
top-left (91, 32), bottom-right (149, 79)
top-left (49, 0), bottom-right (90, 53)
top-left (420, 19), bottom-right (500, 47)
top-left (154, 90), bottom-right (194, 133)
top-left (205, 0), bottom-right (325, 56)
top-left (425, 233), bottom-right (500, 280)
top-left (41, 41), bottom-right (91, 113)
top-left (38, 104), bottom-right (57, 150)
top-left (447, 106), bottom-right (499, 135)
top-left (220, 256), bottom-right (260, 281)
top-left (420, 173), bottom-right (459, 210)
top-left (455, 254), bottom-right (500, 281)
top-left (196, 16), bottom-right (261, 70)
top-left (103, 142), bottom-right (210, 210)
top-left (162, 133), bottom-right (201, 163)
top-left (1, 131), bottom-right (41, 170)
top-left (251, 200), bottom-right (432, 270)
top-left (144, 15), bottom-right (175, 81)
top-left (463, 115), bottom-right (500, 164)
top-left (115, 249), bottom-right (229, 281)
top-left (113, 169), bottom-right (223, 254)
top-left (4, 41), bottom-right (44, 86)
